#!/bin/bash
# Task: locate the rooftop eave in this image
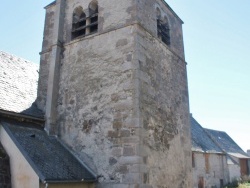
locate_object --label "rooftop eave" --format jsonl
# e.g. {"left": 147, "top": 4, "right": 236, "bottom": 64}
{"left": 42, "top": 178, "right": 97, "bottom": 184}
{"left": 192, "top": 148, "right": 224, "bottom": 154}
{"left": 0, "top": 109, "right": 44, "bottom": 127}
{"left": 228, "top": 152, "right": 250, "bottom": 159}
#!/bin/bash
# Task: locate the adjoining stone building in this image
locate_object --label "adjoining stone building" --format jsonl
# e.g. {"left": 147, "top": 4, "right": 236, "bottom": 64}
{"left": 191, "top": 116, "right": 229, "bottom": 188}
{"left": 205, "top": 128, "right": 250, "bottom": 182}
{"left": 0, "top": 0, "right": 192, "bottom": 187}
{"left": 191, "top": 115, "right": 250, "bottom": 187}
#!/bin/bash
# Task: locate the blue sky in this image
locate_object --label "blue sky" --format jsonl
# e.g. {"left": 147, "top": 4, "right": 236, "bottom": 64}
{"left": 167, "top": 0, "right": 250, "bottom": 152}
{"left": 0, "top": 1, "right": 249, "bottom": 151}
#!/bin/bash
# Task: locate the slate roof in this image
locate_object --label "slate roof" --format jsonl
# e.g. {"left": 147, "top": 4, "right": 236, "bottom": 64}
{"left": 205, "top": 128, "right": 249, "bottom": 159}
{"left": 2, "top": 121, "right": 97, "bottom": 183}
{"left": 191, "top": 116, "right": 223, "bottom": 153}
{"left": 0, "top": 51, "right": 43, "bottom": 118}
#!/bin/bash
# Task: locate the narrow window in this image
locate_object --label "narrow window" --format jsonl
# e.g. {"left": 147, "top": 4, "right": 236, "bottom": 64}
{"left": 205, "top": 153, "right": 210, "bottom": 173}
{"left": 72, "top": 7, "right": 86, "bottom": 39}
{"left": 192, "top": 152, "right": 195, "bottom": 168}
{"left": 157, "top": 19, "right": 163, "bottom": 39}
{"left": 161, "top": 16, "right": 170, "bottom": 45}
{"left": 88, "top": 1, "right": 98, "bottom": 34}
{"left": 156, "top": 8, "right": 162, "bottom": 40}
{"left": 156, "top": 8, "right": 171, "bottom": 46}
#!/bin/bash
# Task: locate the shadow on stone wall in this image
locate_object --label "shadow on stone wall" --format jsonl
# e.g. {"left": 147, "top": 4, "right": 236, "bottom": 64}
{"left": 0, "top": 143, "right": 11, "bottom": 188}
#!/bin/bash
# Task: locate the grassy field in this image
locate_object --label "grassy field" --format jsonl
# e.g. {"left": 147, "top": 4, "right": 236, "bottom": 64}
{"left": 224, "top": 182, "right": 250, "bottom": 188}
{"left": 238, "top": 183, "right": 250, "bottom": 188}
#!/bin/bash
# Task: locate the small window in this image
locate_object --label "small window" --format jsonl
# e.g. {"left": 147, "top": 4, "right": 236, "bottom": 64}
{"left": 156, "top": 8, "right": 170, "bottom": 46}
{"left": 88, "top": 1, "right": 98, "bottom": 34}
{"left": 192, "top": 152, "right": 195, "bottom": 168}
{"left": 71, "top": 1, "right": 98, "bottom": 40}
{"left": 72, "top": 7, "right": 86, "bottom": 39}
{"left": 157, "top": 17, "right": 170, "bottom": 46}
{"left": 205, "top": 153, "right": 210, "bottom": 173}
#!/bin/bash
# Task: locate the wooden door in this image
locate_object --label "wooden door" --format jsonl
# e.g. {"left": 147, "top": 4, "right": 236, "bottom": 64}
{"left": 198, "top": 177, "right": 204, "bottom": 188}
{"left": 240, "top": 159, "right": 248, "bottom": 175}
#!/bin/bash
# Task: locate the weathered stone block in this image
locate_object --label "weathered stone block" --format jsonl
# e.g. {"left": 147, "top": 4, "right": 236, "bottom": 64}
{"left": 122, "top": 137, "right": 140, "bottom": 144}
{"left": 112, "top": 184, "right": 130, "bottom": 188}
{"left": 138, "top": 185, "right": 153, "bottom": 188}
{"left": 129, "top": 164, "right": 148, "bottom": 173}
{"left": 109, "top": 157, "right": 118, "bottom": 166}
{"left": 122, "top": 173, "right": 142, "bottom": 184}
{"left": 108, "top": 130, "right": 120, "bottom": 138}
{"left": 116, "top": 39, "right": 128, "bottom": 47}
{"left": 112, "top": 147, "right": 122, "bottom": 157}
{"left": 113, "top": 121, "right": 123, "bottom": 130}
{"left": 119, "top": 156, "right": 143, "bottom": 165}
{"left": 115, "top": 165, "right": 128, "bottom": 174}
{"left": 123, "top": 146, "right": 135, "bottom": 156}
{"left": 120, "top": 129, "right": 130, "bottom": 137}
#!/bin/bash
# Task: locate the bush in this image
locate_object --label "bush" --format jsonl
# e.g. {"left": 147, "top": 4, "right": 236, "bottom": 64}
{"left": 241, "top": 175, "right": 250, "bottom": 183}
{"left": 224, "top": 180, "right": 239, "bottom": 188}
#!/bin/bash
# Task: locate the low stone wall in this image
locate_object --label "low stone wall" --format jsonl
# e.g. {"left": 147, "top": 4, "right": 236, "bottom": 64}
{"left": 0, "top": 143, "right": 11, "bottom": 188}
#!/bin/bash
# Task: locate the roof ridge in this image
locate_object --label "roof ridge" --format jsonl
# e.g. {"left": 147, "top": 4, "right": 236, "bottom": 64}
{"left": 191, "top": 116, "right": 223, "bottom": 153}
{"left": 204, "top": 128, "right": 226, "bottom": 133}
{"left": 205, "top": 128, "right": 248, "bottom": 156}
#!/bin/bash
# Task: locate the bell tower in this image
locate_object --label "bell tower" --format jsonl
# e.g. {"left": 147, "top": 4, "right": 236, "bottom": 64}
{"left": 37, "top": 0, "right": 192, "bottom": 187}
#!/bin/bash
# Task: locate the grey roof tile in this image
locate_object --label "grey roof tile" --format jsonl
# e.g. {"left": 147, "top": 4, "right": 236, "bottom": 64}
{"left": 205, "top": 128, "right": 249, "bottom": 158}
{"left": 2, "top": 121, "right": 96, "bottom": 183}
{"left": 190, "top": 116, "right": 222, "bottom": 153}
{"left": 0, "top": 51, "right": 43, "bottom": 118}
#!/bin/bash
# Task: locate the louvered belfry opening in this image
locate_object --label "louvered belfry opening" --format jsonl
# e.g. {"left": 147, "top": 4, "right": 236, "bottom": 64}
{"left": 89, "top": 1, "right": 98, "bottom": 34}
{"left": 72, "top": 7, "right": 86, "bottom": 39}
{"left": 157, "top": 19, "right": 170, "bottom": 45}
{"left": 157, "top": 17, "right": 170, "bottom": 46}
{"left": 156, "top": 7, "right": 170, "bottom": 46}
{"left": 71, "top": 1, "right": 98, "bottom": 40}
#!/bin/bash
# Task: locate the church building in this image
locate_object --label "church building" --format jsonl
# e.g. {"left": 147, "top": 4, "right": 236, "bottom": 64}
{"left": 0, "top": 0, "right": 192, "bottom": 187}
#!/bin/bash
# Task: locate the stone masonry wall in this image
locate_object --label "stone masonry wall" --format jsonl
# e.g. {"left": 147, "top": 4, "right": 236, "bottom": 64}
{"left": 37, "top": 0, "right": 185, "bottom": 112}
{"left": 136, "top": 0, "right": 185, "bottom": 59}
{"left": 0, "top": 143, "right": 11, "bottom": 188}
{"left": 135, "top": 24, "right": 192, "bottom": 187}
{"left": 37, "top": 0, "right": 192, "bottom": 187}
{"left": 58, "top": 26, "right": 139, "bottom": 186}
{"left": 62, "top": 0, "right": 137, "bottom": 43}
{"left": 192, "top": 152, "right": 229, "bottom": 188}
{"left": 37, "top": 5, "right": 55, "bottom": 112}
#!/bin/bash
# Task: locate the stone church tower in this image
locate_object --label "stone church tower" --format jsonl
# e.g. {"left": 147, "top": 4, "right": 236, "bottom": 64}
{"left": 37, "top": 0, "right": 192, "bottom": 187}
